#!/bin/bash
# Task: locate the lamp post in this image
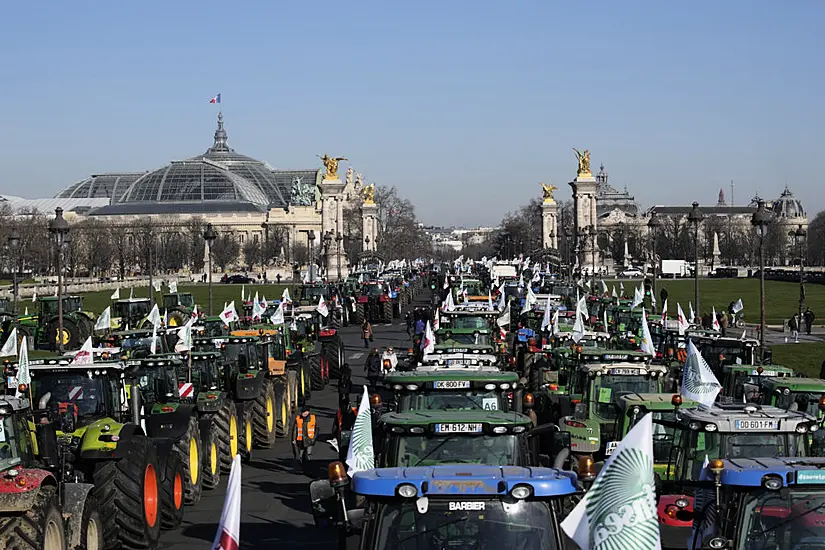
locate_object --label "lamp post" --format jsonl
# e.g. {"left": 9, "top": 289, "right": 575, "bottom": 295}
{"left": 323, "top": 231, "right": 332, "bottom": 281}
{"left": 308, "top": 230, "right": 316, "bottom": 283}
{"left": 48, "top": 208, "right": 70, "bottom": 353}
{"left": 562, "top": 223, "right": 572, "bottom": 283}
{"left": 751, "top": 200, "right": 771, "bottom": 363}
{"left": 587, "top": 225, "right": 596, "bottom": 289}
{"left": 687, "top": 202, "right": 704, "bottom": 322}
{"left": 147, "top": 235, "right": 154, "bottom": 307}
{"left": 364, "top": 236, "right": 370, "bottom": 255}
{"left": 261, "top": 222, "right": 269, "bottom": 272}
{"left": 789, "top": 224, "right": 807, "bottom": 330}
{"left": 336, "top": 233, "right": 343, "bottom": 281}
{"left": 647, "top": 213, "right": 661, "bottom": 313}
{"left": 7, "top": 228, "right": 20, "bottom": 316}
{"left": 203, "top": 223, "right": 218, "bottom": 315}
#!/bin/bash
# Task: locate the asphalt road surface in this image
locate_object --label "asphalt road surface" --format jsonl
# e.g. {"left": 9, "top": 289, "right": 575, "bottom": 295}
{"left": 159, "top": 294, "right": 424, "bottom": 549}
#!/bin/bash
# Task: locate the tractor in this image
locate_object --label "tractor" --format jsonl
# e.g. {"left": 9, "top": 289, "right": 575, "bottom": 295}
{"left": 111, "top": 298, "right": 152, "bottom": 331}
{"left": 18, "top": 296, "right": 96, "bottom": 351}
{"left": 353, "top": 282, "right": 392, "bottom": 324}
{"left": 162, "top": 292, "right": 197, "bottom": 327}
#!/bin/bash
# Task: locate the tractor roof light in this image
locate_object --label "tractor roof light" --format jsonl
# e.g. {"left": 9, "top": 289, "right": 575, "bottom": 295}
{"left": 328, "top": 461, "right": 349, "bottom": 488}
{"left": 704, "top": 423, "right": 718, "bottom": 432}
{"left": 762, "top": 476, "right": 783, "bottom": 491}
{"left": 370, "top": 394, "right": 382, "bottom": 407}
{"left": 523, "top": 393, "right": 535, "bottom": 409}
{"left": 671, "top": 395, "right": 683, "bottom": 408}
{"left": 577, "top": 455, "right": 596, "bottom": 482}
{"left": 815, "top": 395, "right": 824, "bottom": 411}
{"left": 709, "top": 459, "right": 724, "bottom": 476}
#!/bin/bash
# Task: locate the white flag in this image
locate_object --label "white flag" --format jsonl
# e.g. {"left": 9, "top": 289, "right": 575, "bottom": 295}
{"left": 496, "top": 308, "right": 510, "bottom": 330}
{"left": 600, "top": 279, "right": 608, "bottom": 294}
{"left": 689, "top": 301, "right": 695, "bottom": 324}
{"left": 711, "top": 306, "right": 720, "bottom": 331}
{"left": 270, "top": 302, "right": 285, "bottom": 325}
{"left": 31, "top": 288, "right": 37, "bottom": 303}
{"left": 211, "top": 454, "right": 242, "bottom": 550}
{"left": 252, "top": 297, "right": 265, "bottom": 320}
{"left": 487, "top": 292, "right": 493, "bottom": 311}
{"left": 282, "top": 288, "right": 292, "bottom": 303}
{"left": 240, "top": 285, "right": 245, "bottom": 302}
{"left": 442, "top": 291, "right": 455, "bottom": 312}
{"left": 681, "top": 340, "right": 722, "bottom": 409}
{"left": 0, "top": 328, "right": 17, "bottom": 357}
{"left": 346, "top": 386, "right": 376, "bottom": 476}
{"left": 163, "top": 308, "right": 169, "bottom": 327}
{"left": 150, "top": 324, "right": 158, "bottom": 355}
{"left": 316, "top": 296, "right": 329, "bottom": 318}
{"left": 169, "top": 280, "right": 178, "bottom": 294}
{"left": 110, "top": 288, "right": 120, "bottom": 300}
{"left": 552, "top": 309, "right": 560, "bottom": 336}
{"left": 661, "top": 299, "right": 668, "bottom": 323}
{"left": 152, "top": 280, "right": 162, "bottom": 293}
{"left": 611, "top": 285, "right": 618, "bottom": 299}
{"left": 147, "top": 304, "right": 161, "bottom": 328}
{"left": 95, "top": 307, "right": 111, "bottom": 332}
{"left": 619, "top": 281, "right": 625, "bottom": 295}
{"left": 17, "top": 337, "right": 30, "bottom": 386}
{"left": 220, "top": 301, "right": 239, "bottom": 327}
{"left": 676, "top": 303, "right": 689, "bottom": 336}
{"left": 572, "top": 293, "right": 587, "bottom": 344}
{"left": 540, "top": 295, "right": 553, "bottom": 332}
{"left": 497, "top": 289, "right": 506, "bottom": 312}
{"left": 72, "top": 337, "right": 94, "bottom": 365}
{"left": 561, "top": 413, "right": 660, "bottom": 550}
{"left": 732, "top": 298, "right": 743, "bottom": 313}
{"left": 175, "top": 318, "right": 195, "bottom": 353}
{"left": 640, "top": 308, "right": 655, "bottom": 355}
{"left": 421, "top": 321, "right": 435, "bottom": 354}
{"left": 632, "top": 285, "right": 644, "bottom": 309}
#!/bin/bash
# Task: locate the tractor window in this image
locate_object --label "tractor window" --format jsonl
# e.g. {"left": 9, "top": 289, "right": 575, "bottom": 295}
{"left": 589, "top": 375, "right": 658, "bottom": 421}
{"left": 162, "top": 295, "right": 178, "bottom": 309}
{"left": 774, "top": 392, "right": 823, "bottom": 417}
{"left": 0, "top": 415, "right": 23, "bottom": 470}
{"left": 408, "top": 390, "right": 504, "bottom": 412}
{"left": 178, "top": 294, "right": 194, "bottom": 308}
{"left": 40, "top": 300, "right": 58, "bottom": 317}
{"left": 451, "top": 317, "right": 489, "bottom": 330}
{"left": 32, "top": 374, "right": 108, "bottom": 424}
{"left": 738, "top": 490, "right": 825, "bottom": 550}
{"left": 364, "top": 285, "right": 384, "bottom": 297}
{"left": 64, "top": 297, "right": 82, "bottom": 312}
{"left": 394, "top": 434, "right": 519, "bottom": 467}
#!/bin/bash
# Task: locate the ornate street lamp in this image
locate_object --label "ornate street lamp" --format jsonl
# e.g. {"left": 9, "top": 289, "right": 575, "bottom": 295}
{"left": 687, "top": 202, "right": 704, "bottom": 322}
{"left": 48, "top": 208, "right": 70, "bottom": 353}
{"left": 7, "top": 228, "right": 20, "bottom": 316}
{"left": 203, "top": 223, "right": 218, "bottom": 315}
{"left": 308, "top": 230, "right": 317, "bottom": 283}
{"left": 647, "top": 213, "right": 661, "bottom": 313}
{"left": 789, "top": 224, "right": 807, "bottom": 334}
{"left": 323, "top": 231, "right": 333, "bottom": 280}
{"left": 751, "top": 200, "right": 772, "bottom": 362}
{"left": 336, "top": 233, "right": 344, "bottom": 281}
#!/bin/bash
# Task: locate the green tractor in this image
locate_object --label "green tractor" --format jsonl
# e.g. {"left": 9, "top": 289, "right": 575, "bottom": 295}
{"left": 27, "top": 358, "right": 168, "bottom": 547}
{"left": 128, "top": 355, "right": 204, "bottom": 509}
{"left": 162, "top": 293, "right": 197, "bottom": 327}
{"left": 286, "top": 306, "right": 337, "bottom": 391}
{"left": 19, "top": 296, "right": 96, "bottom": 351}
{"left": 111, "top": 298, "right": 152, "bottom": 331}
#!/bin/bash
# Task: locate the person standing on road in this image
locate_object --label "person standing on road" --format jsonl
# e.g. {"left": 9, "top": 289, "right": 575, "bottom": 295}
{"left": 291, "top": 405, "right": 317, "bottom": 474}
{"left": 790, "top": 314, "right": 800, "bottom": 343}
{"left": 382, "top": 346, "right": 398, "bottom": 373}
{"left": 804, "top": 308, "right": 815, "bottom": 335}
{"left": 361, "top": 320, "right": 373, "bottom": 349}
{"left": 338, "top": 362, "right": 352, "bottom": 399}
{"left": 405, "top": 311, "right": 413, "bottom": 338}
{"left": 365, "top": 349, "right": 382, "bottom": 392}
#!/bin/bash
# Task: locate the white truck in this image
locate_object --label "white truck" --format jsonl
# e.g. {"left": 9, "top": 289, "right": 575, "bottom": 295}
{"left": 660, "top": 259, "right": 692, "bottom": 278}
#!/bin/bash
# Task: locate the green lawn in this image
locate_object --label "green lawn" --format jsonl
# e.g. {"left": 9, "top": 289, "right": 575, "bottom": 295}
{"left": 64, "top": 284, "right": 294, "bottom": 316}
{"left": 770, "top": 342, "right": 825, "bottom": 378}
{"left": 605, "top": 278, "right": 821, "bottom": 325}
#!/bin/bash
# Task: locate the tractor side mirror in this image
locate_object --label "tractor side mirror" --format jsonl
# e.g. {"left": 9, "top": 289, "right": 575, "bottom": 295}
{"left": 309, "top": 479, "right": 338, "bottom": 528}
{"left": 35, "top": 423, "right": 60, "bottom": 469}
{"left": 551, "top": 430, "right": 571, "bottom": 455}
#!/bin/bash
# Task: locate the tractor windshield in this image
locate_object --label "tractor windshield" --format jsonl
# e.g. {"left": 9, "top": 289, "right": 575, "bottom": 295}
{"left": 438, "top": 333, "right": 491, "bottom": 346}
{"left": 120, "top": 336, "right": 157, "bottom": 358}
{"left": 404, "top": 390, "right": 504, "bottom": 412}
{"left": 171, "top": 294, "right": 195, "bottom": 308}
{"left": 450, "top": 317, "right": 489, "bottom": 330}
{"left": 299, "top": 287, "right": 326, "bottom": 302}
{"left": 393, "top": 435, "right": 520, "bottom": 467}
{"left": 137, "top": 367, "right": 179, "bottom": 403}
{"left": 590, "top": 375, "right": 659, "bottom": 421}
{"left": 738, "top": 489, "right": 825, "bottom": 550}
{"left": 774, "top": 392, "right": 825, "bottom": 418}
{"left": 190, "top": 357, "right": 220, "bottom": 390}
{"left": 32, "top": 373, "right": 110, "bottom": 423}
{"left": 0, "top": 414, "right": 25, "bottom": 471}
{"left": 364, "top": 284, "right": 384, "bottom": 297}
{"left": 375, "top": 499, "right": 558, "bottom": 550}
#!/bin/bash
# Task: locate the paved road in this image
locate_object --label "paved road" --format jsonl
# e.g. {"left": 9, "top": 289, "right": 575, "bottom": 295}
{"left": 159, "top": 297, "right": 423, "bottom": 549}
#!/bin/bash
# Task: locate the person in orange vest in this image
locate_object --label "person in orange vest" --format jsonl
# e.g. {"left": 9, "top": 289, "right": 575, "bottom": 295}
{"left": 291, "top": 404, "right": 317, "bottom": 473}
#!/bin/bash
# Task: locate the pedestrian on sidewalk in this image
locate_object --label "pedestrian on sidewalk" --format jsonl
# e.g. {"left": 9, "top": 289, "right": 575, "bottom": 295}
{"left": 338, "top": 362, "right": 352, "bottom": 399}
{"left": 789, "top": 314, "right": 800, "bottom": 343}
{"left": 365, "top": 349, "right": 382, "bottom": 392}
{"left": 291, "top": 405, "right": 317, "bottom": 474}
{"left": 804, "top": 308, "right": 815, "bottom": 335}
{"left": 361, "top": 319, "right": 373, "bottom": 349}
{"left": 720, "top": 311, "right": 729, "bottom": 337}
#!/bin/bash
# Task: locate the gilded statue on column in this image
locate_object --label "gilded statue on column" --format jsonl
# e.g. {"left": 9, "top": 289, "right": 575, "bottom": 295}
{"left": 318, "top": 154, "right": 348, "bottom": 181}
{"left": 362, "top": 184, "right": 375, "bottom": 205}
{"left": 541, "top": 182, "right": 558, "bottom": 204}
{"left": 573, "top": 148, "right": 592, "bottom": 177}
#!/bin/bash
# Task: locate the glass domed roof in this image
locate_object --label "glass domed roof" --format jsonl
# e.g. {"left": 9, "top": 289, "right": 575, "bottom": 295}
{"left": 117, "top": 112, "right": 287, "bottom": 207}
{"left": 771, "top": 186, "right": 805, "bottom": 219}
{"left": 56, "top": 173, "right": 145, "bottom": 202}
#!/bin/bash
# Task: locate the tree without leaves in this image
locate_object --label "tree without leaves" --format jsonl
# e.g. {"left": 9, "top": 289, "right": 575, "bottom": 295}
{"left": 210, "top": 233, "right": 240, "bottom": 272}
{"left": 807, "top": 210, "right": 825, "bottom": 266}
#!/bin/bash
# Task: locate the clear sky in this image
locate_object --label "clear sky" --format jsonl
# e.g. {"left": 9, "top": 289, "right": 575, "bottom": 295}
{"left": 1, "top": 0, "right": 822, "bottom": 226}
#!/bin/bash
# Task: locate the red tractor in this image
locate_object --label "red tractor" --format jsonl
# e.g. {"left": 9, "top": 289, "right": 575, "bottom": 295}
{"left": 0, "top": 395, "right": 103, "bottom": 550}
{"left": 353, "top": 282, "right": 393, "bottom": 324}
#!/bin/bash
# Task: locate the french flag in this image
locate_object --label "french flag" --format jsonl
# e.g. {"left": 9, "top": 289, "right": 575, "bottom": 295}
{"left": 209, "top": 93, "right": 221, "bottom": 104}
{"left": 211, "top": 454, "right": 241, "bottom": 550}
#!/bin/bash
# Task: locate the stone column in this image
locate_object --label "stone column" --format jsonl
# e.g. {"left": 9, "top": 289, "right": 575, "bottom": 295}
{"left": 362, "top": 201, "right": 378, "bottom": 252}
{"left": 318, "top": 178, "right": 346, "bottom": 275}
{"left": 569, "top": 174, "right": 599, "bottom": 267}
{"left": 541, "top": 201, "right": 558, "bottom": 249}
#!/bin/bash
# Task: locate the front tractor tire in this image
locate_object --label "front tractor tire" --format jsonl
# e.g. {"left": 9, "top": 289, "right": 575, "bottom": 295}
{"left": 0, "top": 484, "right": 66, "bottom": 550}
{"left": 253, "top": 380, "right": 277, "bottom": 448}
{"left": 44, "top": 316, "right": 82, "bottom": 350}
{"left": 381, "top": 301, "right": 392, "bottom": 323}
{"left": 354, "top": 303, "right": 365, "bottom": 325}
{"left": 310, "top": 353, "right": 324, "bottom": 391}
{"left": 159, "top": 451, "right": 185, "bottom": 530}
{"left": 173, "top": 415, "right": 203, "bottom": 506}
{"left": 214, "top": 400, "right": 239, "bottom": 474}
{"left": 240, "top": 407, "right": 254, "bottom": 464}
{"left": 202, "top": 418, "right": 223, "bottom": 490}
{"left": 93, "top": 435, "right": 162, "bottom": 549}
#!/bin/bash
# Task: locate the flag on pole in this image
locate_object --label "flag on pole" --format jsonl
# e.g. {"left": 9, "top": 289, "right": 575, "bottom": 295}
{"left": 220, "top": 301, "right": 239, "bottom": 327}
{"left": 150, "top": 324, "right": 158, "bottom": 355}
{"left": 17, "top": 337, "right": 30, "bottom": 386}
{"left": 711, "top": 306, "right": 720, "bottom": 331}
{"left": 689, "top": 301, "right": 695, "bottom": 324}
{"left": 175, "top": 318, "right": 195, "bottom": 353}
{"left": 211, "top": 454, "right": 241, "bottom": 550}
{"left": 552, "top": 309, "right": 560, "bottom": 336}
{"left": 619, "top": 281, "right": 625, "bottom": 296}
{"left": 31, "top": 288, "right": 37, "bottom": 303}
{"left": 72, "top": 337, "right": 94, "bottom": 365}
{"left": 561, "top": 413, "right": 660, "bottom": 550}
{"left": 0, "top": 328, "right": 17, "bottom": 357}
{"left": 632, "top": 286, "right": 644, "bottom": 309}
{"left": 240, "top": 285, "right": 245, "bottom": 302}
{"left": 282, "top": 288, "right": 291, "bottom": 303}
{"left": 572, "top": 293, "right": 586, "bottom": 344}
{"left": 252, "top": 298, "right": 265, "bottom": 320}
{"left": 540, "top": 295, "right": 553, "bottom": 332}
{"left": 209, "top": 93, "right": 222, "bottom": 104}
{"left": 661, "top": 299, "right": 668, "bottom": 323}
{"left": 732, "top": 298, "right": 744, "bottom": 313}
{"left": 681, "top": 340, "right": 722, "bottom": 409}
{"left": 421, "top": 321, "right": 435, "bottom": 354}
{"left": 640, "top": 308, "right": 655, "bottom": 355}
{"left": 600, "top": 279, "right": 609, "bottom": 294}
{"left": 270, "top": 302, "right": 285, "bottom": 325}
{"left": 346, "top": 386, "right": 375, "bottom": 475}
{"left": 316, "top": 296, "right": 329, "bottom": 318}
{"left": 95, "top": 307, "right": 111, "bottom": 332}
{"left": 169, "top": 280, "right": 178, "bottom": 294}
{"left": 611, "top": 285, "right": 618, "bottom": 299}
{"left": 152, "top": 280, "right": 162, "bottom": 293}
{"left": 676, "top": 303, "right": 689, "bottom": 336}
{"left": 148, "top": 304, "right": 161, "bottom": 328}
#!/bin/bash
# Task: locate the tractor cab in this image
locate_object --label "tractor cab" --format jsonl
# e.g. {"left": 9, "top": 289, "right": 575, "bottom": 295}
{"left": 180, "top": 351, "right": 224, "bottom": 398}
{"left": 439, "top": 309, "right": 498, "bottom": 331}
{"left": 39, "top": 295, "right": 84, "bottom": 318}
{"left": 111, "top": 328, "right": 169, "bottom": 359}
{"left": 129, "top": 356, "right": 185, "bottom": 413}
{"left": 111, "top": 298, "right": 152, "bottom": 329}
{"left": 693, "top": 335, "right": 766, "bottom": 376}
{"left": 295, "top": 284, "right": 328, "bottom": 306}
{"left": 425, "top": 329, "right": 497, "bottom": 368}
{"left": 760, "top": 376, "right": 825, "bottom": 420}
{"left": 200, "top": 316, "right": 232, "bottom": 337}
{"left": 434, "top": 328, "right": 493, "bottom": 349}
{"left": 162, "top": 292, "right": 195, "bottom": 310}
{"left": 720, "top": 364, "right": 796, "bottom": 402}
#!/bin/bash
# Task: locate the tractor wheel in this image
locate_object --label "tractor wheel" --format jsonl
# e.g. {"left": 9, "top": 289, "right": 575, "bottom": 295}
{"left": 168, "top": 308, "right": 190, "bottom": 328}
{"left": 274, "top": 382, "right": 288, "bottom": 438}
{"left": 240, "top": 407, "right": 254, "bottom": 464}
{"left": 173, "top": 415, "right": 203, "bottom": 506}
{"left": 382, "top": 301, "right": 392, "bottom": 323}
{"left": 93, "top": 435, "right": 161, "bottom": 549}
{"left": 79, "top": 494, "right": 105, "bottom": 550}
{"left": 44, "top": 316, "right": 82, "bottom": 350}
{"left": 0, "top": 484, "right": 65, "bottom": 550}
{"left": 299, "top": 359, "right": 312, "bottom": 404}
{"left": 326, "top": 337, "right": 344, "bottom": 380}
{"left": 17, "top": 325, "right": 34, "bottom": 350}
{"left": 201, "top": 419, "right": 222, "bottom": 490}
{"left": 253, "top": 380, "right": 277, "bottom": 448}
{"left": 159, "top": 451, "right": 185, "bottom": 530}
{"left": 215, "top": 400, "right": 239, "bottom": 474}
{"left": 354, "top": 304, "right": 365, "bottom": 325}
{"left": 75, "top": 314, "right": 95, "bottom": 342}
{"left": 287, "top": 369, "right": 299, "bottom": 412}
{"left": 310, "top": 354, "right": 324, "bottom": 391}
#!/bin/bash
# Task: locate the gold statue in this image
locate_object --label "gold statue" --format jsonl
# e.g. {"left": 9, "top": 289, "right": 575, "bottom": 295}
{"left": 541, "top": 182, "right": 558, "bottom": 204}
{"left": 573, "top": 148, "right": 592, "bottom": 177}
{"left": 362, "top": 183, "right": 375, "bottom": 204}
{"left": 318, "top": 154, "right": 348, "bottom": 181}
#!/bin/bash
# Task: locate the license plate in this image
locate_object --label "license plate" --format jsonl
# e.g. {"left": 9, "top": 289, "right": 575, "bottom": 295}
{"left": 610, "top": 368, "right": 639, "bottom": 375}
{"left": 750, "top": 369, "right": 777, "bottom": 377}
{"left": 605, "top": 441, "right": 619, "bottom": 456}
{"left": 735, "top": 419, "right": 778, "bottom": 431}
{"left": 435, "top": 423, "right": 482, "bottom": 434}
{"left": 604, "top": 354, "right": 628, "bottom": 361}
{"left": 434, "top": 380, "right": 470, "bottom": 389}
{"left": 446, "top": 359, "right": 472, "bottom": 366}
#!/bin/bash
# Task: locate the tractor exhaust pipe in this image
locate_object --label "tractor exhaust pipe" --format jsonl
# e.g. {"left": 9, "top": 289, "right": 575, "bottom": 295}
{"left": 130, "top": 384, "right": 141, "bottom": 427}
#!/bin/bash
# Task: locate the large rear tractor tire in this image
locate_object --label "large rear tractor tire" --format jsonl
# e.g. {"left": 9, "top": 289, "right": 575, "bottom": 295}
{"left": 274, "top": 383, "right": 288, "bottom": 438}
{"left": 167, "top": 308, "right": 191, "bottom": 328}
{"left": 44, "top": 316, "right": 82, "bottom": 351}
{"left": 354, "top": 304, "right": 365, "bottom": 326}
{"left": 215, "top": 400, "right": 239, "bottom": 474}
{"left": 299, "top": 360, "right": 312, "bottom": 404}
{"left": 287, "top": 369, "right": 299, "bottom": 413}
{"left": 0, "top": 485, "right": 66, "bottom": 550}
{"left": 201, "top": 419, "right": 222, "bottom": 490}
{"left": 325, "top": 338, "right": 344, "bottom": 380}
{"left": 240, "top": 407, "right": 254, "bottom": 464}
{"left": 382, "top": 301, "right": 392, "bottom": 323}
{"left": 93, "top": 435, "right": 161, "bottom": 549}
{"left": 310, "top": 353, "right": 324, "bottom": 391}
{"left": 173, "top": 415, "right": 203, "bottom": 506}
{"left": 253, "top": 380, "right": 277, "bottom": 448}
{"left": 159, "top": 451, "right": 185, "bottom": 530}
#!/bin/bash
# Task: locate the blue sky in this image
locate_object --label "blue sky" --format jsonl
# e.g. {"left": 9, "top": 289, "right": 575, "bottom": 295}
{"left": 1, "top": 0, "right": 822, "bottom": 226}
